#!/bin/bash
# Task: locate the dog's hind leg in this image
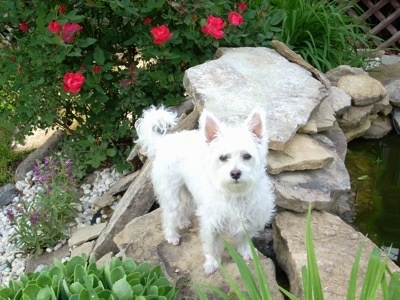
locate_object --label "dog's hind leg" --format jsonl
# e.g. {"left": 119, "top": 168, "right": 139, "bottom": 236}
{"left": 152, "top": 173, "right": 184, "bottom": 245}
{"left": 178, "top": 185, "right": 194, "bottom": 230}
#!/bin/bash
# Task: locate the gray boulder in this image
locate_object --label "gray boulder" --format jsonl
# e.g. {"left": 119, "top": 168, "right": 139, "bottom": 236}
{"left": 273, "top": 210, "right": 400, "bottom": 299}
{"left": 184, "top": 47, "right": 328, "bottom": 151}
{"left": 0, "top": 184, "right": 18, "bottom": 207}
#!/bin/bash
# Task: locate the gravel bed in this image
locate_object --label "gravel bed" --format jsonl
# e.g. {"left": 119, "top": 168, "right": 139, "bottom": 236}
{"left": 0, "top": 166, "right": 122, "bottom": 286}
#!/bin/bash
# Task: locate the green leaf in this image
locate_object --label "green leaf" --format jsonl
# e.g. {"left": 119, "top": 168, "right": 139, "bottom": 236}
{"left": 98, "top": 290, "right": 115, "bottom": 299}
{"left": 112, "top": 278, "right": 133, "bottom": 300}
{"left": 77, "top": 288, "right": 91, "bottom": 300}
{"left": 153, "top": 277, "right": 170, "bottom": 287}
{"left": 66, "top": 48, "right": 82, "bottom": 57}
{"left": 78, "top": 38, "right": 97, "bottom": 48}
{"left": 103, "top": 73, "right": 114, "bottom": 80}
{"left": 110, "top": 267, "right": 126, "bottom": 285}
{"left": 23, "top": 284, "right": 41, "bottom": 299}
{"left": 94, "top": 85, "right": 105, "bottom": 94}
{"left": 36, "top": 286, "right": 52, "bottom": 300}
{"left": 70, "top": 282, "right": 84, "bottom": 294}
{"left": 74, "top": 265, "right": 87, "bottom": 284}
{"left": 269, "top": 10, "right": 286, "bottom": 26}
{"left": 121, "top": 259, "right": 137, "bottom": 274}
{"left": 36, "top": 273, "right": 52, "bottom": 288}
{"left": 131, "top": 284, "right": 144, "bottom": 296}
{"left": 93, "top": 47, "right": 106, "bottom": 65}
{"left": 66, "top": 255, "right": 87, "bottom": 278}
{"left": 135, "top": 262, "right": 151, "bottom": 276}
{"left": 0, "top": 287, "right": 14, "bottom": 298}
{"left": 126, "top": 273, "right": 141, "bottom": 286}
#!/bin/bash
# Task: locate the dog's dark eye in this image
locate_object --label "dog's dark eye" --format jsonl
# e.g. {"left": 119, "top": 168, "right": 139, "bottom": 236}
{"left": 243, "top": 153, "right": 252, "bottom": 160}
{"left": 219, "top": 155, "right": 228, "bottom": 162}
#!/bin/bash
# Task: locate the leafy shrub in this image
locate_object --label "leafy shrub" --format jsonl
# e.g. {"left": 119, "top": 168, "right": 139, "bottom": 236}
{"left": 0, "top": 0, "right": 285, "bottom": 177}
{"left": 0, "top": 254, "right": 178, "bottom": 299}
{"left": 6, "top": 156, "right": 79, "bottom": 256}
{"left": 270, "top": 0, "right": 374, "bottom": 72}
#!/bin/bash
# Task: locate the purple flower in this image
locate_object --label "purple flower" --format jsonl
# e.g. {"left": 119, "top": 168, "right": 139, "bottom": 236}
{"left": 29, "top": 212, "right": 41, "bottom": 227}
{"left": 44, "top": 157, "right": 51, "bottom": 168}
{"left": 6, "top": 209, "right": 14, "bottom": 223}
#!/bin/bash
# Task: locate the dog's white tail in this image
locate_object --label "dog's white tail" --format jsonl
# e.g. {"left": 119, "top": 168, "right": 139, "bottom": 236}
{"left": 135, "top": 106, "right": 178, "bottom": 157}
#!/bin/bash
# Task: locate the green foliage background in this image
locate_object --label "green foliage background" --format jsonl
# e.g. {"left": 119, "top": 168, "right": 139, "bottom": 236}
{"left": 0, "top": 0, "right": 372, "bottom": 177}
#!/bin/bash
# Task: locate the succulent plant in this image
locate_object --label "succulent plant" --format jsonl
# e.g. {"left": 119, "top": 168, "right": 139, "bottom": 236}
{"left": 0, "top": 254, "right": 178, "bottom": 300}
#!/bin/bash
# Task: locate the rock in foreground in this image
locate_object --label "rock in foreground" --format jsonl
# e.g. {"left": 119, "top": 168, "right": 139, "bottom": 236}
{"left": 273, "top": 210, "right": 400, "bottom": 299}
{"left": 114, "top": 209, "right": 283, "bottom": 300}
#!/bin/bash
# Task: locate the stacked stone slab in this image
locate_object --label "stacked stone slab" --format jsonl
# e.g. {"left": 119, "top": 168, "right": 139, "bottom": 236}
{"left": 183, "top": 47, "right": 351, "bottom": 216}
{"left": 325, "top": 66, "right": 393, "bottom": 141}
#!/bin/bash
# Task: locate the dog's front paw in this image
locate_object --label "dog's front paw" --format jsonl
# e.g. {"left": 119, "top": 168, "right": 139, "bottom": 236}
{"left": 237, "top": 245, "right": 252, "bottom": 261}
{"left": 203, "top": 255, "right": 219, "bottom": 275}
{"left": 178, "top": 219, "right": 192, "bottom": 230}
{"left": 165, "top": 234, "right": 181, "bottom": 246}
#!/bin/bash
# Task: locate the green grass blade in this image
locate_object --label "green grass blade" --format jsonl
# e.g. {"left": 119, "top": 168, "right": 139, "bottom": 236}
{"left": 244, "top": 230, "right": 273, "bottom": 299}
{"left": 278, "top": 286, "right": 299, "bottom": 300}
{"left": 219, "top": 265, "right": 247, "bottom": 299}
{"left": 359, "top": 247, "right": 385, "bottom": 299}
{"left": 346, "top": 239, "right": 366, "bottom": 300}
{"left": 223, "top": 240, "right": 261, "bottom": 299}
{"left": 388, "top": 272, "right": 400, "bottom": 299}
{"left": 195, "top": 284, "right": 233, "bottom": 299}
{"left": 301, "top": 266, "right": 310, "bottom": 300}
{"left": 305, "top": 206, "right": 324, "bottom": 300}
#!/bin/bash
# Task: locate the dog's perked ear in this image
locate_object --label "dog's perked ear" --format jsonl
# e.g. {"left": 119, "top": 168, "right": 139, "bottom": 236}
{"left": 200, "top": 110, "right": 222, "bottom": 143}
{"left": 245, "top": 108, "right": 266, "bottom": 142}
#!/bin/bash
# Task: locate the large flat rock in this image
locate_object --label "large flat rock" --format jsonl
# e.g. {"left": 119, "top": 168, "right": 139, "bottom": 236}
{"left": 114, "top": 209, "right": 283, "bottom": 300}
{"left": 183, "top": 47, "right": 328, "bottom": 150}
{"left": 273, "top": 210, "right": 400, "bottom": 299}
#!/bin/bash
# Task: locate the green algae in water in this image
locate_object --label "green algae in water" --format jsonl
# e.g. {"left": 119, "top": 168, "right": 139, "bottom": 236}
{"left": 346, "top": 133, "right": 400, "bottom": 266}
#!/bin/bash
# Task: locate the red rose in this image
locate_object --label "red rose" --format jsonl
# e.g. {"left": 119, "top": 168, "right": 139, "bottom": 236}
{"left": 143, "top": 17, "right": 152, "bottom": 24}
{"left": 48, "top": 21, "right": 62, "bottom": 34}
{"left": 59, "top": 4, "right": 66, "bottom": 14}
{"left": 150, "top": 25, "right": 173, "bottom": 45}
{"left": 201, "top": 15, "right": 225, "bottom": 39}
{"left": 228, "top": 12, "right": 243, "bottom": 26}
{"left": 238, "top": 3, "right": 247, "bottom": 12}
{"left": 63, "top": 72, "right": 85, "bottom": 93}
{"left": 19, "top": 22, "right": 29, "bottom": 32}
{"left": 93, "top": 65, "right": 101, "bottom": 74}
{"left": 61, "top": 23, "right": 83, "bottom": 43}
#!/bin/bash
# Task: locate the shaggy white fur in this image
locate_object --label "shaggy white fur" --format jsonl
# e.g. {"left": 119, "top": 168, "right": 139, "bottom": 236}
{"left": 135, "top": 106, "right": 275, "bottom": 274}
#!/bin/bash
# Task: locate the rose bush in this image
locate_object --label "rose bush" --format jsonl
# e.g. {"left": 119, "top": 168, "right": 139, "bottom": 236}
{"left": 0, "top": 0, "right": 369, "bottom": 177}
{"left": 0, "top": 0, "right": 287, "bottom": 177}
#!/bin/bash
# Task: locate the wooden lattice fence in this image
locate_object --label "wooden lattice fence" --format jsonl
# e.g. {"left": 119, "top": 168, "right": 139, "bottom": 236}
{"left": 347, "top": 0, "right": 400, "bottom": 49}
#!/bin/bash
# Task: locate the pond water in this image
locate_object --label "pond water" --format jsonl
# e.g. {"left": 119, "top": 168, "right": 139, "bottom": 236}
{"left": 346, "top": 132, "right": 400, "bottom": 266}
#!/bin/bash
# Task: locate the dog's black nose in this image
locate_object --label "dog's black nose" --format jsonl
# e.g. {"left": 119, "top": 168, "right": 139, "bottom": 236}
{"left": 230, "top": 170, "right": 241, "bottom": 180}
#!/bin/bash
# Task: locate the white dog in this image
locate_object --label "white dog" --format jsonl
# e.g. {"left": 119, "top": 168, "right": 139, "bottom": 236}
{"left": 135, "top": 106, "right": 275, "bottom": 274}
